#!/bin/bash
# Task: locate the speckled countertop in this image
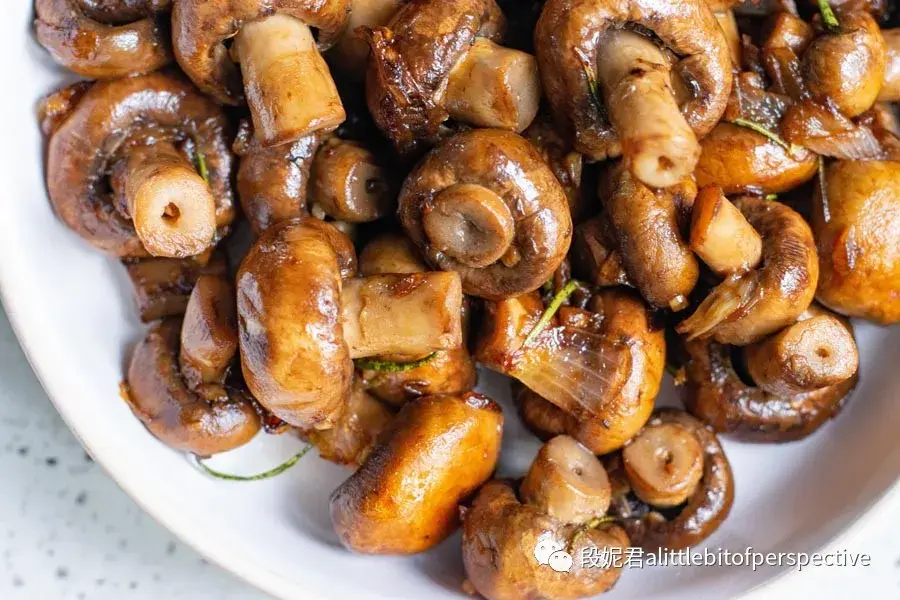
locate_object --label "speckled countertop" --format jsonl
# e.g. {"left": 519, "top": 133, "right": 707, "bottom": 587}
{"left": 0, "top": 301, "right": 897, "bottom": 600}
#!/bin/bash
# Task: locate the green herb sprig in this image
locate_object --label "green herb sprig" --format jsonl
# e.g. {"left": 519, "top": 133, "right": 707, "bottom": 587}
{"left": 191, "top": 444, "right": 312, "bottom": 482}
{"left": 355, "top": 352, "right": 438, "bottom": 373}
{"left": 522, "top": 280, "right": 580, "bottom": 348}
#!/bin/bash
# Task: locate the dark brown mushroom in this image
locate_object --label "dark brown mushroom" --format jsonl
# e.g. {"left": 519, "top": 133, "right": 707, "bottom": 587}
{"left": 172, "top": 0, "right": 349, "bottom": 147}
{"left": 569, "top": 216, "right": 632, "bottom": 289}
{"left": 364, "top": 0, "right": 540, "bottom": 153}
{"left": 123, "top": 251, "right": 227, "bottom": 322}
{"left": 330, "top": 392, "right": 503, "bottom": 554}
{"left": 35, "top": 0, "right": 173, "bottom": 78}
{"left": 535, "top": 0, "right": 732, "bottom": 188}
{"left": 523, "top": 115, "right": 586, "bottom": 222}
{"left": 604, "top": 409, "right": 734, "bottom": 550}
{"left": 308, "top": 137, "right": 394, "bottom": 223}
{"left": 329, "top": 0, "right": 405, "bottom": 77}
{"left": 399, "top": 129, "right": 572, "bottom": 300}
{"left": 43, "top": 73, "right": 235, "bottom": 259}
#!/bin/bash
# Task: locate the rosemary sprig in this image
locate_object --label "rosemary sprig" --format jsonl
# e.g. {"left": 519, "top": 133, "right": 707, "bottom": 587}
{"left": 730, "top": 118, "right": 804, "bottom": 157}
{"left": 522, "top": 280, "right": 580, "bottom": 348}
{"left": 355, "top": 352, "right": 438, "bottom": 373}
{"left": 817, "top": 0, "right": 841, "bottom": 33}
{"left": 190, "top": 444, "right": 312, "bottom": 481}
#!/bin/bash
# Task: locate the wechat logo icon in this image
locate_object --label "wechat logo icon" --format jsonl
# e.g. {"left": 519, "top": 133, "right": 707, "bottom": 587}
{"left": 533, "top": 532, "right": 574, "bottom": 573}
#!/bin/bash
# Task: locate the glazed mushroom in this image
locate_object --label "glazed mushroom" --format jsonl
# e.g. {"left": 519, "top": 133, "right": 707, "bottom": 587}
{"left": 599, "top": 161, "right": 698, "bottom": 311}
{"left": 535, "top": 0, "right": 732, "bottom": 188}
{"left": 172, "top": 0, "right": 348, "bottom": 147}
{"left": 603, "top": 409, "right": 734, "bottom": 550}
{"left": 329, "top": 0, "right": 404, "bottom": 76}
{"left": 125, "top": 279, "right": 261, "bottom": 456}
{"left": 123, "top": 251, "right": 227, "bottom": 322}
{"left": 42, "top": 73, "right": 235, "bottom": 259}
{"left": 330, "top": 392, "right": 503, "bottom": 554}
{"left": 308, "top": 137, "right": 394, "bottom": 223}
{"left": 812, "top": 160, "right": 900, "bottom": 324}
{"left": 477, "top": 287, "right": 665, "bottom": 455}
{"left": 399, "top": 129, "right": 572, "bottom": 300}
{"left": 570, "top": 216, "right": 632, "bottom": 288}
{"left": 689, "top": 186, "right": 763, "bottom": 278}
{"left": 462, "top": 437, "right": 628, "bottom": 600}
{"left": 677, "top": 196, "right": 819, "bottom": 346}
{"left": 35, "top": 0, "right": 173, "bottom": 78}
{"left": 523, "top": 115, "right": 586, "bottom": 222}
{"left": 364, "top": 0, "right": 540, "bottom": 153}
{"left": 237, "top": 218, "right": 464, "bottom": 429}
{"left": 681, "top": 306, "right": 859, "bottom": 440}
{"left": 878, "top": 28, "right": 900, "bottom": 103}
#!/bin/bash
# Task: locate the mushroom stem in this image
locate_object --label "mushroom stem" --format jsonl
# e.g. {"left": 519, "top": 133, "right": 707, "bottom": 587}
{"left": 622, "top": 421, "right": 704, "bottom": 508}
{"left": 341, "top": 272, "right": 464, "bottom": 359}
{"left": 113, "top": 141, "right": 216, "bottom": 258}
{"left": 445, "top": 38, "right": 540, "bottom": 133}
{"left": 180, "top": 274, "right": 238, "bottom": 391}
{"left": 690, "top": 186, "right": 763, "bottom": 277}
{"left": 309, "top": 138, "right": 392, "bottom": 223}
{"left": 332, "top": 0, "right": 403, "bottom": 73}
{"left": 422, "top": 183, "right": 516, "bottom": 269}
{"left": 595, "top": 29, "right": 700, "bottom": 188}
{"left": 879, "top": 29, "right": 900, "bottom": 103}
{"left": 743, "top": 311, "right": 859, "bottom": 396}
{"left": 234, "top": 14, "right": 345, "bottom": 147}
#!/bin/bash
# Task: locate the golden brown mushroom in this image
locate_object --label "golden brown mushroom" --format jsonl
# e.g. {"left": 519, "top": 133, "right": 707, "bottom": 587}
{"left": 399, "top": 129, "right": 572, "bottom": 300}
{"left": 179, "top": 274, "right": 238, "bottom": 392}
{"left": 677, "top": 196, "right": 819, "bottom": 346}
{"left": 523, "top": 114, "right": 586, "bottom": 222}
{"left": 123, "top": 251, "right": 227, "bottom": 322}
{"left": 603, "top": 409, "right": 734, "bottom": 550}
{"left": 308, "top": 137, "right": 394, "bottom": 223}
{"left": 569, "top": 216, "right": 632, "bottom": 289}
{"left": 535, "top": 0, "right": 732, "bottom": 188}
{"left": 462, "top": 439, "right": 628, "bottom": 600}
{"left": 237, "top": 218, "right": 464, "bottom": 429}
{"left": 42, "top": 74, "right": 235, "bottom": 259}
{"left": 172, "top": 0, "right": 348, "bottom": 147}
{"left": 329, "top": 0, "right": 404, "bottom": 77}
{"left": 364, "top": 0, "right": 540, "bottom": 153}
{"left": 878, "top": 29, "right": 900, "bottom": 103}
{"left": 812, "top": 159, "right": 900, "bottom": 324}
{"left": 35, "top": 0, "right": 173, "bottom": 78}
{"left": 330, "top": 392, "right": 503, "bottom": 554}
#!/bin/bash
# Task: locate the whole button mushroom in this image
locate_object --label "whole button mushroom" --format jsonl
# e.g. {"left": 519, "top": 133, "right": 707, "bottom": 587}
{"left": 330, "top": 392, "right": 503, "bottom": 554}
{"left": 462, "top": 436, "right": 628, "bottom": 600}
{"left": 604, "top": 409, "right": 734, "bottom": 550}
{"left": 535, "top": 0, "right": 732, "bottom": 188}
{"left": 399, "top": 129, "right": 572, "bottom": 300}
{"left": 125, "top": 275, "right": 261, "bottom": 456}
{"left": 35, "top": 0, "right": 173, "bottom": 78}
{"left": 363, "top": 0, "right": 541, "bottom": 153}
{"left": 812, "top": 160, "right": 900, "bottom": 324}
{"left": 237, "top": 218, "right": 465, "bottom": 430}
{"left": 173, "top": 0, "right": 349, "bottom": 148}
{"left": 41, "top": 73, "right": 235, "bottom": 259}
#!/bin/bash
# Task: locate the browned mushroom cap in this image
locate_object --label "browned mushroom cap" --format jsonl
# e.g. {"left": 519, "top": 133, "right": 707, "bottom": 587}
{"left": 399, "top": 129, "right": 572, "bottom": 300}
{"left": 462, "top": 479, "right": 628, "bottom": 600}
{"left": 364, "top": 0, "right": 539, "bottom": 153}
{"left": 523, "top": 115, "right": 586, "bottom": 222}
{"left": 812, "top": 160, "right": 900, "bottom": 324}
{"left": 879, "top": 29, "right": 900, "bottom": 103}
{"left": 677, "top": 196, "right": 819, "bottom": 346}
{"left": 44, "top": 73, "right": 235, "bottom": 259}
{"left": 681, "top": 314, "right": 858, "bottom": 441}
{"left": 330, "top": 392, "right": 503, "bottom": 554}
{"left": 172, "top": 0, "right": 348, "bottom": 146}
{"left": 123, "top": 251, "right": 227, "bottom": 322}
{"left": 308, "top": 137, "right": 394, "bottom": 223}
{"left": 477, "top": 287, "right": 665, "bottom": 455}
{"left": 600, "top": 161, "right": 698, "bottom": 311}
{"left": 179, "top": 274, "right": 238, "bottom": 391}
{"left": 35, "top": 0, "right": 173, "bottom": 78}
{"left": 358, "top": 232, "right": 427, "bottom": 275}
{"left": 605, "top": 409, "right": 733, "bottom": 550}
{"left": 233, "top": 120, "right": 322, "bottom": 236}
{"left": 535, "top": 0, "right": 732, "bottom": 186}
{"left": 125, "top": 318, "right": 261, "bottom": 456}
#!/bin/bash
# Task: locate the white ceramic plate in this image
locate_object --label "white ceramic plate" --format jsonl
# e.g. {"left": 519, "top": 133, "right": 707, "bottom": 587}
{"left": 3, "top": 5, "right": 900, "bottom": 599}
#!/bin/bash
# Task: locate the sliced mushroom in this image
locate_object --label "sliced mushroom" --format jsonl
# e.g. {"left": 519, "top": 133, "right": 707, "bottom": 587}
{"left": 35, "top": 0, "right": 173, "bottom": 78}
{"left": 173, "top": 0, "right": 348, "bottom": 147}
{"left": 43, "top": 74, "right": 235, "bottom": 258}
{"left": 399, "top": 129, "right": 572, "bottom": 299}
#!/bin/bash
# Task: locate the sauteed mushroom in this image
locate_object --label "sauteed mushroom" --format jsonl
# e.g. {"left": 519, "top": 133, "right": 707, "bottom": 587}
{"left": 123, "top": 251, "right": 227, "bottom": 322}
{"left": 329, "top": 0, "right": 404, "bottom": 76}
{"left": 330, "top": 392, "right": 503, "bottom": 554}
{"left": 237, "top": 218, "right": 464, "bottom": 429}
{"left": 43, "top": 73, "right": 235, "bottom": 258}
{"left": 172, "top": 0, "right": 348, "bottom": 147}
{"left": 604, "top": 409, "right": 734, "bottom": 550}
{"left": 462, "top": 437, "right": 628, "bottom": 600}
{"left": 399, "top": 129, "right": 572, "bottom": 299}
{"left": 570, "top": 216, "right": 632, "bottom": 288}
{"left": 364, "top": 0, "right": 540, "bottom": 153}
{"left": 812, "top": 159, "right": 900, "bottom": 324}
{"left": 308, "top": 137, "right": 394, "bottom": 223}
{"left": 523, "top": 114, "right": 586, "bottom": 222}
{"left": 878, "top": 28, "right": 900, "bottom": 103}
{"left": 535, "top": 0, "right": 732, "bottom": 187}
{"left": 35, "top": 0, "right": 173, "bottom": 78}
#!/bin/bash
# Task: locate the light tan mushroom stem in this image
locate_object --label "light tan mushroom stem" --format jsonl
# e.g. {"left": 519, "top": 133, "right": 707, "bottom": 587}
{"left": 445, "top": 38, "right": 540, "bottom": 132}
{"left": 116, "top": 141, "right": 216, "bottom": 258}
{"left": 332, "top": 0, "right": 403, "bottom": 72}
{"left": 520, "top": 435, "right": 612, "bottom": 525}
{"left": 690, "top": 186, "right": 763, "bottom": 277}
{"left": 234, "top": 14, "right": 345, "bottom": 147}
{"left": 421, "top": 183, "right": 516, "bottom": 268}
{"left": 622, "top": 422, "right": 704, "bottom": 508}
{"left": 309, "top": 138, "right": 392, "bottom": 222}
{"left": 743, "top": 311, "right": 859, "bottom": 396}
{"left": 596, "top": 29, "right": 700, "bottom": 188}
{"left": 341, "top": 272, "right": 464, "bottom": 358}
{"left": 179, "top": 274, "right": 238, "bottom": 390}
